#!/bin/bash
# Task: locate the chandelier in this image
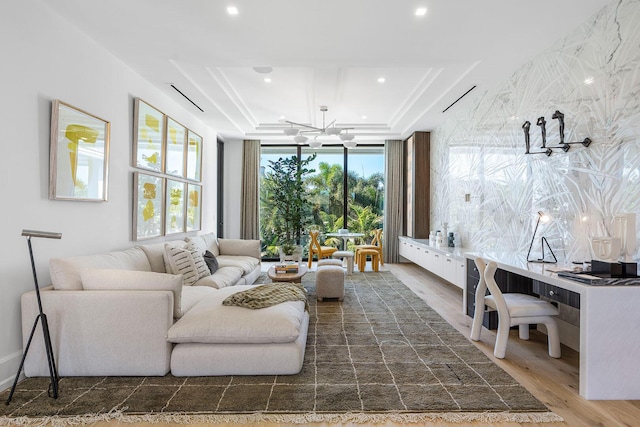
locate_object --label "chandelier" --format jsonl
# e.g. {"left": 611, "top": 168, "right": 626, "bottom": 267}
{"left": 282, "top": 106, "right": 357, "bottom": 148}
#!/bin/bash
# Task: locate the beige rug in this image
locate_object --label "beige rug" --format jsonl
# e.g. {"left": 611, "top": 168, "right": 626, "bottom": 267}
{"left": 0, "top": 271, "right": 562, "bottom": 425}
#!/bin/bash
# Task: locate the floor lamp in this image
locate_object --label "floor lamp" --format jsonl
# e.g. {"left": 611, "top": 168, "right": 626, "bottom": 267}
{"left": 6, "top": 229, "right": 62, "bottom": 405}
{"left": 526, "top": 211, "right": 557, "bottom": 263}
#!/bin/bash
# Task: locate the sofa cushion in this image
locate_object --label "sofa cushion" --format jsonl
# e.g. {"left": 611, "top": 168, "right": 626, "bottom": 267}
{"left": 181, "top": 285, "right": 218, "bottom": 315}
{"left": 185, "top": 240, "right": 211, "bottom": 280}
{"left": 218, "top": 238, "right": 260, "bottom": 258}
{"left": 203, "top": 250, "right": 219, "bottom": 274}
{"left": 164, "top": 245, "right": 199, "bottom": 286}
{"left": 193, "top": 266, "right": 243, "bottom": 289}
{"left": 167, "top": 285, "right": 306, "bottom": 344}
{"left": 80, "top": 268, "right": 183, "bottom": 318}
{"left": 138, "top": 240, "right": 185, "bottom": 273}
{"left": 216, "top": 255, "right": 260, "bottom": 275}
{"left": 184, "top": 235, "right": 206, "bottom": 255}
{"left": 50, "top": 247, "right": 151, "bottom": 290}
{"left": 186, "top": 233, "right": 219, "bottom": 257}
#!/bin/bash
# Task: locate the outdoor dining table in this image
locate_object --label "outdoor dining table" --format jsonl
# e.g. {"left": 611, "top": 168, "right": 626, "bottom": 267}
{"left": 325, "top": 232, "right": 365, "bottom": 251}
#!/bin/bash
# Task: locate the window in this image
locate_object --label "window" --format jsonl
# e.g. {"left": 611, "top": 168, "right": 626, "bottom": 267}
{"left": 260, "top": 145, "right": 384, "bottom": 259}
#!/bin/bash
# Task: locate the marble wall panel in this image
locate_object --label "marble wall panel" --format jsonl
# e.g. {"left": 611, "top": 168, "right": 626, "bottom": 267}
{"left": 432, "top": 0, "right": 640, "bottom": 263}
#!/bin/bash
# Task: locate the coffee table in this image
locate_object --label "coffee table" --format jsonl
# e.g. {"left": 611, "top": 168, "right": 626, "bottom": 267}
{"left": 267, "top": 264, "right": 308, "bottom": 283}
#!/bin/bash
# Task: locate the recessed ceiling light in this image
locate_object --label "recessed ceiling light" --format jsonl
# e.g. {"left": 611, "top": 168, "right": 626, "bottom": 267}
{"left": 264, "top": 77, "right": 271, "bottom": 83}
{"left": 227, "top": 6, "right": 238, "bottom": 15}
{"left": 361, "top": 115, "right": 367, "bottom": 120}
{"left": 415, "top": 7, "right": 427, "bottom": 16}
{"left": 377, "top": 77, "right": 386, "bottom": 83}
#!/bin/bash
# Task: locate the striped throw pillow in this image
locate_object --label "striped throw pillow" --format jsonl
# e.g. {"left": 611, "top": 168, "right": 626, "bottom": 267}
{"left": 185, "top": 240, "right": 211, "bottom": 280}
{"left": 164, "top": 244, "right": 198, "bottom": 286}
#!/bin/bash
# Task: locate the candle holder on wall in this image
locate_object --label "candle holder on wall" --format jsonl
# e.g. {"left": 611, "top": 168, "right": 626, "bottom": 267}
{"left": 523, "top": 110, "right": 591, "bottom": 155}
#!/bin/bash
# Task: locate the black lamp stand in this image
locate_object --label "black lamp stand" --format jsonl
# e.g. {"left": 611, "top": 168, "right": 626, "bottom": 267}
{"left": 526, "top": 213, "right": 557, "bottom": 264}
{"left": 6, "top": 230, "right": 61, "bottom": 405}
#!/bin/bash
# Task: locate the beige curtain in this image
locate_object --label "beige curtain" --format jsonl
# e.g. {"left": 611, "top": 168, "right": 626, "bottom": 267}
{"left": 241, "top": 140, "right": 260, "bottom": 240}
{"left": 383, "top": 140, "right": 404, "bottom": 263}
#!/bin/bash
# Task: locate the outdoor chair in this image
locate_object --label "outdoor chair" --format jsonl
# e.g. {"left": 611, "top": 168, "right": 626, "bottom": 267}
{"left": 307, "top": 230, "right": 338, "bottom": 268}
{"left": 354, "top": 229, "right": 383, "bottom": 265}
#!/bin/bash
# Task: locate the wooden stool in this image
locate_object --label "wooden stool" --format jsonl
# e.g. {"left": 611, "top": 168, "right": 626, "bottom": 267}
{"left": 357, "top": 248, "right": 379, "bottom": 272}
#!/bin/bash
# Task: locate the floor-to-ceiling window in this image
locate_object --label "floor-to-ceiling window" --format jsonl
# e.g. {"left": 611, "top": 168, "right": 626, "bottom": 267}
{"left": 260, "top": 144, "right": 384, "bottom": 260}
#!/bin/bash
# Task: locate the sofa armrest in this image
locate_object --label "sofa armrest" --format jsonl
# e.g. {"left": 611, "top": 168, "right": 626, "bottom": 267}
{"left": 218, "top": 238, "right": 261, "bottom": 260}
{"left": 21, "top": 288, "right": 173, "bottom": 377}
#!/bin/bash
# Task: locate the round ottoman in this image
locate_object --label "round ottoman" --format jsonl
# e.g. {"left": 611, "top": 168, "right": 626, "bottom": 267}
{"left": 317, "top": 258, "right": 343, "bottom": 267}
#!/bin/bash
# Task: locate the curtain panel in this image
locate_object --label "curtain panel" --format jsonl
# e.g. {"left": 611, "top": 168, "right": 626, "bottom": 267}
{"left": 383, "top": 140, "right": 404, "bottom": 263}
{"left": 240, "top": 140, "right": 260, "bottom": 240}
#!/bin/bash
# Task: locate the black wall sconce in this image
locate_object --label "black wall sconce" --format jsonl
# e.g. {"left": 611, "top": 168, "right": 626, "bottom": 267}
{"left": 523, "top": 110, "right": 591, "bottom": 156}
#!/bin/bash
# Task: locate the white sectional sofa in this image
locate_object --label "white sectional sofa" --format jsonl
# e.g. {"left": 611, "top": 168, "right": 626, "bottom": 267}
{"left": 20, "top": 233, "right": 309, "bottom": 378}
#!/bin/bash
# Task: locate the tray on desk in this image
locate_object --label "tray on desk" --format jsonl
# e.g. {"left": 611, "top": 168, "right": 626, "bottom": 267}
{"left": 557, "top": 271, "right": 640, "bottom": 286}
{"left": 557, "top": 271, "right": 603, "bottom": 285}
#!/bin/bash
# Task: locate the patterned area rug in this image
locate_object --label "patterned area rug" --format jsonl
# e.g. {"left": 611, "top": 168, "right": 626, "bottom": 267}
{"left": 0, "top": 271, "right": 561, "bottom": 425}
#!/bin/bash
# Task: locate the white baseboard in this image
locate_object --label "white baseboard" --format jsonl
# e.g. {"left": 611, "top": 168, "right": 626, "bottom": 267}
{"left": 0, "top": 351, "right": 23, "bottom": 392}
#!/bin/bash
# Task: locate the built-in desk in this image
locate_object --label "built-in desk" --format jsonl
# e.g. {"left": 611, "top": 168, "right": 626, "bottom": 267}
{"left": 399, "top": 237, "right": 640, "bottom": 400}
{"left": 464, "top": 251, "right": 640, "bottom": 400}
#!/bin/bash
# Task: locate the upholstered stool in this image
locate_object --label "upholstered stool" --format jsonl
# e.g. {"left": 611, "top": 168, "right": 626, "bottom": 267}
{"left": 357, "top": 248, "right": 379, "bottom": 272}
{"left": 316, "top": 265, "right": 345, "bottom": 301}
{"left": 332, "top": 250, "right": 354, "bottom": 275}
{"left": 317, "top": 258, "right": 343, "bottom": 268}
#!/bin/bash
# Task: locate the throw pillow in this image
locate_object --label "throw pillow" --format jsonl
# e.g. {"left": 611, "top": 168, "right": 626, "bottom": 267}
{"left": 203, "top": 250, "right": 219, "bottom": 274}
{"left": 80, "top": 268, "right": 184, "bottom": 318}
{"left": 164, "top": 244, "right": 199, "bottom": 286}
{"left": 185, "top": 240, "right": 211, "bottom": 280}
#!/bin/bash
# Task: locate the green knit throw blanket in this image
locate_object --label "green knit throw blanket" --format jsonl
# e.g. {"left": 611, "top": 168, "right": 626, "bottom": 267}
{"left": 222, "top": 282, "right": 308, "bottom": 310}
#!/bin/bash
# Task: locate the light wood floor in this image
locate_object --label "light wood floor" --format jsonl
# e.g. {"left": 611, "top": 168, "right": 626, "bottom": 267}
{"left": 92, "top": 262, "right": 640, "bottom": 427}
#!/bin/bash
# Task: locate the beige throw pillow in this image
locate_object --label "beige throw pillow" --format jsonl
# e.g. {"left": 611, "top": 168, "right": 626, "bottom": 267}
{"left": 164, "top": 244, "right": 199, "bottom": 286}
{"left": 185, "top": 240, "right": 211, "bottom": 280}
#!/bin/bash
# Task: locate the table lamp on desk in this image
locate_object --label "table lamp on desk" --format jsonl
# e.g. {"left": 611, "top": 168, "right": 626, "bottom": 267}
{"left": 526, "top": 211, "right": 557, "bottom": 263}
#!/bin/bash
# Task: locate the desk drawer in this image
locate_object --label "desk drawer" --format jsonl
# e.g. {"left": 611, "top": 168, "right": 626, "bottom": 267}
{"left": 533, "top": 280, "right": 580, "bottom": 309}
{"left": 467, "top": 259, "right": 480, "bottom": 279}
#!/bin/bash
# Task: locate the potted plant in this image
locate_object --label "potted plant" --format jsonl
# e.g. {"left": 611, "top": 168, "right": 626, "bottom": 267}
{"left": 279, "top": 242, "right": 303, "bottom": 263}
{"left": 261, "top": 154, "right": 316, "bottom": 261}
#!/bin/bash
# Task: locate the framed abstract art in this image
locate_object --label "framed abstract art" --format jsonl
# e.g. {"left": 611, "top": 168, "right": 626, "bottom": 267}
{"left": 165, "top": 117, "right": 186, "bottom": 177}
{"left": 133, "top": 172, "right": 164, "bottom": 240}
{"left": 49, "top": 100, "right": 110, "bottom": 201}
{"left": 186, "top": 183, "right": 202, "bottom": 232}
{"left": 186, "top": 130, "right": 203, "bottom": 182}
{"left": 165, "top": 179, "right": 186, "bottom": 235}
{"left": 133, "top": 98, "right": 164, "bottom": 173}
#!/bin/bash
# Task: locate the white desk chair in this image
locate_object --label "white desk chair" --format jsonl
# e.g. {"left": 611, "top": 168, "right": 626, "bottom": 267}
{"left": 470, "top": 257, "right": 561, "bottom": 359}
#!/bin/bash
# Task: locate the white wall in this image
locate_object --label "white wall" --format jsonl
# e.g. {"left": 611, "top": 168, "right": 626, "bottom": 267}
{"left": 431, "top": 0, "right": 640, "bottom": 263}
{"left": 0, "top": 1, "right": 217, "bottom": 390}
{"left": 223, "top": 139, "right": 244, "bottom": 239}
